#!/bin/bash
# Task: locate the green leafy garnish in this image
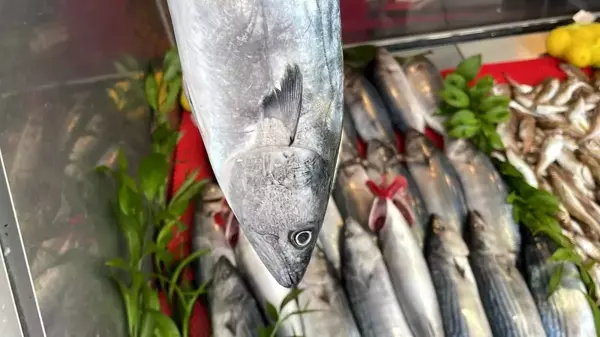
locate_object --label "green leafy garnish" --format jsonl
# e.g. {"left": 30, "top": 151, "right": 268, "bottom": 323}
{"left": 455, "top": 54, "right": 482, "bottom": 81}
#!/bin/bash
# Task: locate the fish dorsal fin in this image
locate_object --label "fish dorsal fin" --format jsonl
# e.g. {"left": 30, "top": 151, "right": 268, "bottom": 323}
{"left": 261, "top": 64, "right": 303, "bottom": 146}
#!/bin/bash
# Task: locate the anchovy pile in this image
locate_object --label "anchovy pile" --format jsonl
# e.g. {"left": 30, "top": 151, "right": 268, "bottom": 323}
{"left": 191, "top": 47, "right": 598, "bottom": 336}
{"left": 500, "top": 66, "right": 600, "bottom": 280}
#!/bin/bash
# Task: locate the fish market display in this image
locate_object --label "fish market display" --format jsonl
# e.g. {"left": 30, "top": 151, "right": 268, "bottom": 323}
{"left": 209, "top": 257, "right": 266, "bottom": 337}
{"left": 371, "top": 197, "right": 444, "bottom": 337}
{"left": 235, "top": 232, "right": 304, "bottom": 337}
{"left": 525, "top": 235, "right": 597, "bottom": 337}
{"left": 341, "top": 217, "right": 414, "bottom": 337}
{"left": 426, "top": 215, "right": 493, "bottom": 337}
{"left": 467, "top": 212, "right": 546, "bottom": 337}
{"left": 372, "top": 48, "right": 435, "bottom": 132}
{"left": 193, "top": 183, "right": 237, "bottom": 285}
{"left": 446, "top": 139, "right": 521, "bottom": 254}
{"left": 405, "top": 130, "right": 468, "bottom": 233}
{"left": 167, "top": 0, "right": 344, "bottom": 286}
{"left": 298, "top": 247, "right": 361, "bottom": 337}
{"left": 318, "top": 198, "right": 345, "bottom": 277}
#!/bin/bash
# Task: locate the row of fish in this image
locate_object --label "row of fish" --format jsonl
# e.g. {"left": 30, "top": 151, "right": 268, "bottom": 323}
{"left": 496, "top": 65, "right": 600, "bottom": 296}
{"left": 333, "top": 47, "right": 597, "bottom": 337}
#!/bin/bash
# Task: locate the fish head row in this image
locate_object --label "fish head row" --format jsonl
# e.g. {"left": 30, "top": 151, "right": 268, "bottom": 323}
{"left": 212, "top": 256, "right": 242, "bottom": 297}
{"left": 404, "top": 129, "right": 435, "bottom": 162}
{"left": 365, "top": 139, "right": 400, "bottom": 170}
{"left": 445, "top": 138, "right": 477, "bottom": 164}
{"left": 426, "top": 215, "right": 469, "bottom": 257}
{"left": 226, "top": 146, "right": 331, "bottom": 288}
{"left": 465, "top": 211, "right": 503, "bottom": 255}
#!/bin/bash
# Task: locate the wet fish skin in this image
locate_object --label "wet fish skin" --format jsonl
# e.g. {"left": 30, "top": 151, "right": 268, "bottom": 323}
{"left": 366, "top": 139, "right": 429, "bottom": 247}
{"left": 341, "top": 217, "right": 414, "bottom": 337}
{"left": 537, "top": 131, "right": 564, "bottom": 177}
{"left": 446, "top": 139, "right": 521, "bottom": 254}
{"left": 344, "top": 68, "right": 396, "bottom": 144}
{"left": 298, "top": 246, "right": 361, "bottom": 337}
{"left": 498, "top": 112, "right": 521, "bottom": 152}
{"left": 467, "top": 212, "right": 547, "bottom": 337}
{"left": 567, "top": 97, "right": 589, "bottom": 133}
{"left": 317, "top": 197, "right": 344, "bottom": 277}
{"left": 332, "top": 154, "right": 374, "bottom": 231}
{"left": 524, "top": 235, "right": 597, "bottom": 337}
{"left": 581, "top": 105, "right": 600, "bottom": 143}
{"left": 560, "top": 62, "right": 590, "bottom": 83}
{"left": 553, "top": 79, "right": 593, "bottom": 106}
{"left": 519, "top": 115, "right": 537, "bottom": 153}
{"left": 506, "top": 149, "right": 538, "bottom": 188}
{"left": 575, "top": 149, "right": 600, "bottom": 184}
{"left": 404, "top": 129, "right": 468, "bottom": 233}
{"left": 372, "top": 198, "right": 444, "bottom": 337}
{"left": 557, "top": 150, "right": 595, "bottom": 190}
{"left": 193, "top": 183, "right": 237, "bottom": 286}
{"left": 426, "top": 216, "right": 493, "bottom": 337}
{"left": 209, "top": 257, "right": 266, "bottom": 337}
{"left": 536, "top": 78, "right": 561, "bottom": 104}
{"left": 372, "top": 48, "right": 427, "bottom": 132}
{"left": 235, "top": 232, "right": 304, "bottom": 337}
{"left": 167, "top": 0, "right": 344, "bottom": 287}
{"left": 504, "top": 72, "right": 533, "bottom": 94}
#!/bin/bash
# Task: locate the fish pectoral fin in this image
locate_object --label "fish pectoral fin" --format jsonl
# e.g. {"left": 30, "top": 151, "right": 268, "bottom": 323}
{"left": 261, "top": 64, "right": 303, "bottom": 146}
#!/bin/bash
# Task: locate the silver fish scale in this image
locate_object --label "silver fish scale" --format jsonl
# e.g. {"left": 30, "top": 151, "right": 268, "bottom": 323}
{"left": 525, "top": 237, "right": 597, "bottom": 337}
{"left": 470, "top": 254, "right": 547, "bottom": 337}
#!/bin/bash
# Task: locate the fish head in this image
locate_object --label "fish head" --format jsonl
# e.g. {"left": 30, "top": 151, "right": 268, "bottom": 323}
{"left": 212, "top": 256, "right": 242, "bottom": 298}
{"left": 365, "top": 139, "right": 397, "bottom": 169}
{"left": 226, "top": 147, "right": 331, "bottom": 287}
{"left": 404, "top": 129, "right": 434, "bottom": 162}
{"left": 445, "top": 138, "right": 475, "bottom": 163}
{"left": 375, "top": 48, "right": 401, "bottom": 72}
{"left": 465, "top": 211, "right": 502, "bottom": 254}
{"left": 426, "top": 215, "right": 469, "bottom": 257}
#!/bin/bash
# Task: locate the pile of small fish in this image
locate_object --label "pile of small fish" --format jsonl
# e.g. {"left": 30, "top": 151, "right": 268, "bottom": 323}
{"left": 498, "top": 65, "right": 600, "bottom": 294}
{"left": 191, "top": 47, "right": 599, "bottom": 337}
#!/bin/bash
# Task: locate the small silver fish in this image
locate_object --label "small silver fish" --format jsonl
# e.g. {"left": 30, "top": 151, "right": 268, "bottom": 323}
{"left": 510, "top": 100, "right": 535, "bottom": 116}
{"left": 341, "top": 217, "right": 414, "bottom": 337}
{"left": 209, "top": 257, "right": 266, "bottom": 337}
{"left": 504, "top": 72, "right": 533, "bottom": 94}
{"left": 168, "top": 0, "right": 344, "bottom": 286}
{"left": 567, "top": 97, "right": 589, "bottom": 133}
{"left": 584, "top": 92, "right": 600, "bottom": 105}
{"left": 562, "top": 228, "right": 600, "bottom": 262}
{"left": 581, "top": 105, "right": 600, "bottom": 143}
{"left": 524, "top": 234, "right": 597, "bottom": 337}
{"left": 498, "top": 112, "right": 521, "bottom": 152}
{"left": 576, "top": 149, "right": 600, "bottom": 184}
{"left": 553, "top": 79, "right": 593, "bottom": 106}
{"left": 426, "top": 216, "right": 493, "bottom": 337}
{"left": 506, "top": 149, "right": 538, "bottom": 188}
{"left": 536, "top": 104, "right": 570, "bottom": 115}
{"left": 333, "top": 156, "right": 374, "bottom": 231}
{"left": 515, "top": 93, "right": 535, "bottom": 108}
{"left": 371, "top": 198, "right": 444, "bottom": 337}
{"left": 535, "top": 78, "right": 560, "bottom": 104}
{"left": 492, "top": 83, "right": 512, "bottom": 98}
{"left": 467, "top": 213, "right": 546, "bottom": 337}
{"left": 536, "top": 131, "right": 564, "bottom": 176}
{"left": 557, "top": 149, "right": 595, "bottom": 190}
{"left": 298, "top": 247, "right": 361, "bottom": 337}
{"left": 559, "top": 62, "right": 590, "bottom": 83}
{"left": 519, "top": 116, "right": 536, "bottom": 153}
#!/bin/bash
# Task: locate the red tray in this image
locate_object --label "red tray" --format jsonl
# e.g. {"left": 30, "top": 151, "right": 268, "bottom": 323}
{"left": 168, "top": 55, "right": 575, "bottom": 336}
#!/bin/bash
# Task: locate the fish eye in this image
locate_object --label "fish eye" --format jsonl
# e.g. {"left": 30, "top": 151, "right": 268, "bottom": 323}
{"left": 289, "top": 229, "right": 313, "bottom": 249}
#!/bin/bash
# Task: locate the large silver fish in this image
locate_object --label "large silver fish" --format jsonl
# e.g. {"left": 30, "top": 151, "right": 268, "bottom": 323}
{"left": 341, "top": 217, "right": 414, "bottom": 337}
{"left": 405, "top": 130, "right": 468, "bottom": 233}
{"left": 425, "top": 215, "right": 492, "bottom": 337}
{"left": 366, "top": 140, "right": 429, "bottom": 247}
{"left": 344, "top": 67, "right": 396, "bottom": 143}
{"left": 466, "top": 212, "right": 546, "bottom": 337}
{"left": 298, "top": 247, "right": 361, "bottom": 337}
{"left": 524, "top": 235, "right": 597, "bottom": 337}
{"left": 332, "top": 154, "right": 374, "bottom": 230}
{"left": 446, "top": 139, "right": 521, "bottom": 254}
{"left": 167, "top": 0, "right": 344, "bottom": 287}
{"left": 371, "top": 198, "right": 444, "bottom": 337}
{"left": 372, "top": 48, "right": 433, "bottom": 133}
{"left": 209, "top": 257, "right": 266, "bottom": 337}
{"left": 193, "top": 182, "right": 237, "bottom": 286}
{"left": 235, "top": 232, "right": 304, "bottom": 337}
{"left": 317, "top": 197, "right": 344, "bottom": 277}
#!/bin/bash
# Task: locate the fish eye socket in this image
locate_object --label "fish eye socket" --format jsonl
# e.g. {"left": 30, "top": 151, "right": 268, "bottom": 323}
{"left": 290, "top": 229, "right": 313, "bottom": 249}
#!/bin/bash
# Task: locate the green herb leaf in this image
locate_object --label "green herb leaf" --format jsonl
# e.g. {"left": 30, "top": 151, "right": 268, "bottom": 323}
{"left": 280, "top": 288, "right": 304, "bottom": 311}
{"left": 440, "top": 85, "right": 470, "bottom": 108}
{"left": 548, "top": 262, "right": 564, "bottom": 295}
{"left": 105, "top": 257, "right": 128, "bottom": 270}
{"left": 584, "top": 293, "right": 600, "bottom": 330}
{"left": 447, "top": 109, "right": 478, "bottom": 127}
{"left": 436, "top": 103, "right": 456, "bottom": 116}
{"left": 117, "top": 148, "right": 128, "bottom": 173}
{"left": 265, "top": 301, "right": 279, "bottom": 322}
{"left": 138, "top": 153, "right": 169, "bottom": 201}
{"left": 480, "top": 124, "right": 504, "bottom": 150}
{"left": 449, "top": 123, "right": 480, "bottom": 139}
{"left": 163, "top": 49, "right": 179, "bottom": 69}
{"left": 343, "top": 45, "right": 377, "bottom": 71}
{"left": 147, "top": 309, "right": 181, "bottom": 337}
{"left": 258, "top": 325, "right": 276, "bottom": 337}
{"left": 550, "top": 248, "right": 582, "bottom": 264}
{"left": 481, "top": 106, "right": 510, "bottom": 124}
{"left": 143, "top": 285, "right": 161, "bottom": 311}
{"left": 145, "top": 74, "right": 159, "bottom": 111}
{"left": 443, "top": 73, "right": 467, "bottom": 91}
{"left": 163, "top": 57, "right": 181, "bottom": 83}
{"left": 160, "top": 76, "right": 183, "bottom": 115}
{"left": 455, "top": 55, "right": 482, "bottom": 81}
{"left": 111, "top": 276, "right": 138, "bottom": 337}
{"left": 138, "top": 310, "right": 155, "bottom": 337}
{"left": 168, "top": 249, "right": 210, "bottom": 300}
{"left": 479, "top": 95, "right": 510, "bottom": 112}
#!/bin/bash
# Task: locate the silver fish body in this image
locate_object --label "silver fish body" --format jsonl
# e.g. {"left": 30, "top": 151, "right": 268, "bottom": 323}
{"left": 567, "top": 97, "right": 589, "bottom": 133}
{"left": 372, "top": 48, "right": 428, "bottom": 132}
{"left": 344, "top": 69, "right": 396, "bottom": 144}
{"left": 209, "top": 257, "right": 266, "bottom": 337}
{"left": 426, "top": 216, "right": 493, "bottom": 337}
{"left": 167, "top": 0, "right": 344, "bottom": 286}
{"left": 317, "top": 197, "right": 344, "bottom": 277}
{"left": 298, "top": 247, "right": 361, "bottom": 337}
{"left": 553, "top": 79, "right": 593, "bottom": 106}
{"left": 373, "top": 198, "right": 444, "bottom": 337}
{"left": 467, "top": 213, "right": 546, "bottom": 337}
{"left": 342, "top": 217, "right": 414, "bottom": 337}
{"left": 446, "top": 139, "right": 521, "bottom": 254}
{"left": 537, "top": 132, "right": 565, "bottom": 176}
{"left": 366, "top": 139, "right": 429, "bottom": 247}
{"left": 536, "top": 78, "right": 561, "bottom": 104}
{"left": 560, "top": 63, "right": 590, "bottom": 83}
{"left": 504, "top": 73, "right": 533, "bottom": 94}
{"left": 506, "top": 149, "right": 538, "bottom": 187}
{"left": 519, "top": 116, "right": 537, "bottom": 153}
{"left": 524, "top": 235, "right": 597, "bottom": 337}
{"left": 193, "top": 183, "right": 237, "bottom": 286}
{"left": 557, "top": 150, "right": 595, "bottom": 190}
{"left": 333, "top": 157, "right": 374, "bottom": 230}
{"left": 405, "top": 130, "right": 468, "bottom": 233}
{"left": 235, "top": 232, "right": 304, "bottom": 337}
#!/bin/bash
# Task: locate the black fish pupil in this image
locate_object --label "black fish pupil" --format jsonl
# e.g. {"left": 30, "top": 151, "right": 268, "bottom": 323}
{"left": 295, "top": 231, "right": 311, "bottom": 246}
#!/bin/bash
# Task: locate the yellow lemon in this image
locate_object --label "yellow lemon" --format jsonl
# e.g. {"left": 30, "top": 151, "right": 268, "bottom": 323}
{"left": 565, "top": 43, "right": 592, "bottom": 68}
{"left": 572, "top": 26, "right": 597, "bottom": 44}
{"left": 180, "top": 92, "right": 191, "bottom": 111}
{"left": 546, "top": 28, "right": 572, "bottom": 57}
{"left": 591, "top": 43, "right": 600, "bottom": 67}
{"left": 589, "top": 23, "right": 600, "bottom": 35}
